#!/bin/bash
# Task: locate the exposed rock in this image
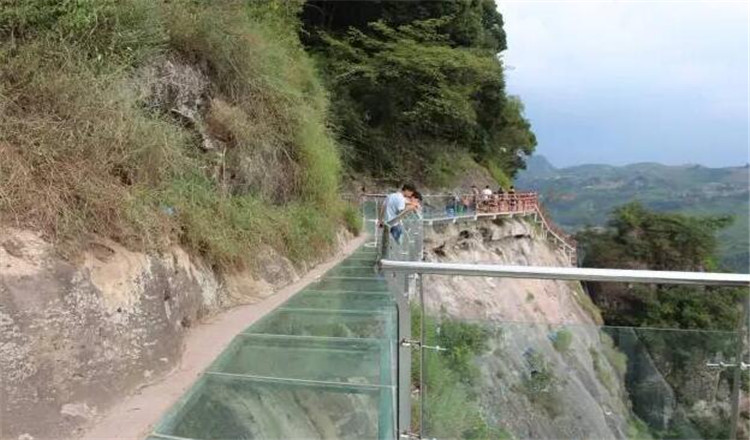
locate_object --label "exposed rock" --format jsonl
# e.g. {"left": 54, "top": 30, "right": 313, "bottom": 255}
{"left": 422, "top": 217, "right": 632, "bottom": 439}
{"left": 0, "top": 226, "right": 349, "bottom": 439}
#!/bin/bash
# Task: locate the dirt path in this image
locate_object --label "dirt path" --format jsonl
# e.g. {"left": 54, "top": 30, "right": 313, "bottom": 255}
{"left": 81, "top": 235, "right": 368, "bottom": 440}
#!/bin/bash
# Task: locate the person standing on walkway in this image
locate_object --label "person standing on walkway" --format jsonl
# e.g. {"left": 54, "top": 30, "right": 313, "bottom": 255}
{"left": 379, "top": 183, "right": 417, "bottom": 244}
{"left": 470, "top": 185, "right": 480, "bottom": 213}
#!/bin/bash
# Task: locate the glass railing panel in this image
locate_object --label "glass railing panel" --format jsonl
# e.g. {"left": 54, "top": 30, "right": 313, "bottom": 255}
{"left": 739, "top": 352, "right": 750, "bottom": 439}
{"left": 383, "top": 216, "right": 423, "bottom": 262}
{"left": 422, "top": 195, "right": 475, "bottom": 220}
{"left": 329, "top": 265, "right": 379, "bottom": 277}
{"left": 339, "top": 257, "right": 379, "bottom": 267}
{"left": 311, "top": 277, "right": 389, "bottom": 292}
{"left": 286, "top": 290, "right": 394, "bottom": 311}
{"left": 249, "top": 308, "right": 393, "bottom": 339}
{"left": 153, "top": 374, "right": 395, "bottom": 440}
{"left": 418, "top": 316, "right": 744, "bottom": 440}
{"left": 208, "top": 334, "right": 394, "bottom": 386}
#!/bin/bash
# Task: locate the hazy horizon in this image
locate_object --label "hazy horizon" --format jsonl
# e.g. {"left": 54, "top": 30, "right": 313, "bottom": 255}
{"left": 500, "top": 0, "right": 749, "bottom": 168}
{"left": 529, "top": 153, "right": 748, "bottom": 169}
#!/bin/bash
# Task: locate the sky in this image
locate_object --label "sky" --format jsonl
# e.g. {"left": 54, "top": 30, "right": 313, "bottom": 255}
{"left": 499, "top": 0, "right": 749, "bottom": 167}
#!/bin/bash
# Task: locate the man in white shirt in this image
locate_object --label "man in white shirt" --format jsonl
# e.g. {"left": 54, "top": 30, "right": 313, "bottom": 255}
{"left": 481, "top": 185, "right": 493, "bottom": 199}
{"left": 379, "top": 183, "right": 417, "bottom": 243}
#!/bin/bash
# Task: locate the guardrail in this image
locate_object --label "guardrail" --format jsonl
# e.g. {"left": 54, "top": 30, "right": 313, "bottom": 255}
{"left": 379, "top": 260, "right": 750, "bottom": 287}
{"left": 353, "top": 192, "right": 578, "bottom": 264}
{"left": 379, "top": 259, "right": 750, "bottom": 440}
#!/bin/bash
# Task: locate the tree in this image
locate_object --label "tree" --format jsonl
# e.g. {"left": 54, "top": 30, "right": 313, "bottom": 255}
{"left": 301, "top": 0, "right": 535, "bottom": 184}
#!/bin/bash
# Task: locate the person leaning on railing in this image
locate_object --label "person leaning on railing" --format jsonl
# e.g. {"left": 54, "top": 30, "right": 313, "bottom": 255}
{"left": 378, "top": 183, "right": 418, "bottom": 244}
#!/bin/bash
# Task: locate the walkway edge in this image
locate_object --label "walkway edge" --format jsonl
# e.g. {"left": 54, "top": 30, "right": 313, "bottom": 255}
{"left": 80, "top": 234, "right": 368, "bottom": 440}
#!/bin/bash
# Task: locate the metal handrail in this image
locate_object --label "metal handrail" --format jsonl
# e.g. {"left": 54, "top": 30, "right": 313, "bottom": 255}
{"left": 379, "top": 227, "right": 749, "bottom": 439}
{"left": 379, "top": 260, "right": 750, "bottom": 287}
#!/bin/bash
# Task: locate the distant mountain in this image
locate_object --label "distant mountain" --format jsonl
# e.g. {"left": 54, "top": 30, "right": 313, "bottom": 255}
{"left": 516, "top": 156, "right": 749, "bottom": 273}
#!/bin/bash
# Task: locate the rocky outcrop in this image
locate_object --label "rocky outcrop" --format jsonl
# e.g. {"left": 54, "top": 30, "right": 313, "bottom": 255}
{"left": 0, "top": 227, "right": 350, "bottom": 440}
{"left": 422, "top": 217, "right": 633, "bottom": 439}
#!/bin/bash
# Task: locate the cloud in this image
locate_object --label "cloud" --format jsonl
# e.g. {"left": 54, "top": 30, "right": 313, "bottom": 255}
{"left": 498, "top": 0, "right": 749, "bottom": 166}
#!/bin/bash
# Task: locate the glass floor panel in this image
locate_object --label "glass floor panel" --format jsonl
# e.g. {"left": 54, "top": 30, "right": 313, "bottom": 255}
{"left": 349, "top": 251, "right": 379, "bottom": 259}
{"left": 311, "top": 277, "right": 389, "bottom": 292}
{"left": 249, "top": 307, "right": 393, "bottom": 339}
{"left": 209, "top": 334, "right": 394, "bottom": 386}
{"left": 152, "top": 244, "right": 396, "bottom": 439}
{"left": 285, "top": 290, "right": 394, "bottom": 311}
{"left": 154, "top": 374, "right": 394, "bottom": 440}
{"left": 338, "top": 258, "right": 378, "bottom": 267}
{"left": 328, "top": 266, "right": 379, "bottom": 277}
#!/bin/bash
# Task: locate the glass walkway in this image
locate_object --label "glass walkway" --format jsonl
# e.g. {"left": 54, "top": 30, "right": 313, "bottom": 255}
{"left": 147, "top": 244, "right": 397, "bottom": 440}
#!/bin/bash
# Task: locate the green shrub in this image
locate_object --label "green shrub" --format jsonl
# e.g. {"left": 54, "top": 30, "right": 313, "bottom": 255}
{"left": 411, "top": 307, "right": 506, "bottom": 438}
{"left": 590, "top": 347, "right": 617, "bottom": 395}
{"left": 522, "top": 352, "right": 562, "bottom": 418}
{"left": 601, "top": 333, "right": 628, "bottom": 378}
{"left": 553, "top": 329, "right": 573, "bottom": 352}
{"left": 342, "top": 204, "right": 363, "bottom": 235}
{"left": 627, "top": 417, "right": 655, "bottom": 440}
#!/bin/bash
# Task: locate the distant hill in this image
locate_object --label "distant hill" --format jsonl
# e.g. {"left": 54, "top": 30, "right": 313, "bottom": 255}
{"left": 516, "top": 156, "right": 749, "bottom": 273}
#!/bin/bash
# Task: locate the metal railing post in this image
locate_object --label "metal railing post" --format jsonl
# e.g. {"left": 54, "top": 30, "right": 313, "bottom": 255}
{"left": 396, "top": 273, "right": 411, "bottom": 437}
{"left": 418, "top": 273, "right": 425, "bottom": 438}
{"left": 729, "top": 295, "right": 749, "bottom": 440}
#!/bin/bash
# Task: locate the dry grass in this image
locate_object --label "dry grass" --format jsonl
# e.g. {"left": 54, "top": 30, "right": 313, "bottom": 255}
{"left": 0, "top": 0, "right": 346, "bottom": 268}
{"left": 0, "top": 44, "right": 184, "bottom": 250}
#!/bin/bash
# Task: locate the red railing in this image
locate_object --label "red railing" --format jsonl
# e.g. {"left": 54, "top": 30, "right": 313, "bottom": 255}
{"left": 448, "top": 192, "right": 577, "bottom": 255}
{"left": 471, "top": 191, "right": 538, "bottom": 214}
{"left": 354, "top": 191, "right": 577, "bottom": 261}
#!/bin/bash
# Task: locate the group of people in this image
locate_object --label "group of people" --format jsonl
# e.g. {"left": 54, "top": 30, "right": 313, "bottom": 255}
{"left": 473, "top": 184, "right": 517, "bottom": 199}
{"left": 377, "top": 182, "right": 524, "bottom": 243}
{"left": 444, "top": 184, "right": 518, "bottom": 215}
{"left": 471, "top": 184, "right": 520, "bottom": 213}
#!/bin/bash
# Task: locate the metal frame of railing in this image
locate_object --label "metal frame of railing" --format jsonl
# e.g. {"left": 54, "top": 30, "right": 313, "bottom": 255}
{"left": 353, "top": 192, "right": 578, "bottom": 264}
{"left": 379, "top": 259, "right": 750, "bottom": 440}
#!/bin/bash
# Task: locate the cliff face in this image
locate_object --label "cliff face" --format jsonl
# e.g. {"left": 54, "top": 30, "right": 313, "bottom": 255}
{"left": 0, "top": 227, "right": 349, "bottom": 439}
{"left": 422, "top": 217, "right": 633, "bottom": 439}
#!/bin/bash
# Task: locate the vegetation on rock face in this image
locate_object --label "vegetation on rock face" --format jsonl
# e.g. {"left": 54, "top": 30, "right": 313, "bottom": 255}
{"left": 300, "top": 0, "right": 536, "bottom": 186}
{"left": 411, "top": 308, "right": 512, "bottom": 439}
{"left": 577, "top": 202, "right": 743, "bottom": 330}
{"left": 578, "top": 203, "right": 747, "bottom": 439}
{"left": 0, "top": 0, "right": 346, "bottom": 268}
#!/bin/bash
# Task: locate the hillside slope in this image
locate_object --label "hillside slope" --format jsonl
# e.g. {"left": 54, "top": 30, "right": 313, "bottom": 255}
{"left": 0, "top": 1, "right": 354, "bottom": 270}
{"left": 421, "top": 218, "right": 637, "bottom": 438}
{"left": 516, "top": 156, "right": 749, "bottom": 272}
{"left": 1, "top": 2, "right": 356, "bottom": 438}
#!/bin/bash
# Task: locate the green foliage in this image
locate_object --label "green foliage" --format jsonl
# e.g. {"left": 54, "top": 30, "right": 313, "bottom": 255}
{"left": 424, "top": 150, "right": 483, "bottom": 188}
{"left": 0, "top": 0, "right": 346, "bottom": 268}
{"left": 600, "top": 333, "right": 628, "bottom": 378}
{"left": 590, "top": 347, "right": 617, "bottom": 396}
{"left": 521, "top": 351, "right": 562, "bottom": 418}
{"left": 567, "top": 281, "right": 605, "bottom": 325}
{"left": 627, "top": 417, "right": 655, "bottom": 440}
{"left": 436, "top": 318, "right": 491, "bottom": 385}
{"left": 411, "top": 308, "right": 508, "bottom": 439}
{"left": 552, "top": 329, "right": 573, "bottom": 352}
{"left": 578, "top": 202, "right": 744, "bottom": 331}
{"left": 342, "top": 203, "right": 362, "bottom": 235}
{"left": 581, "top": 201, "right": 731, "bottom": 271}
{"left": 578, "top": 203, "right": 746, "bottom": 439}
{"left": 302, "top": 0, "right": 535, "bottom": 183}
{"left": 1, "top": 0, "right": 167, "bottom": 65}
